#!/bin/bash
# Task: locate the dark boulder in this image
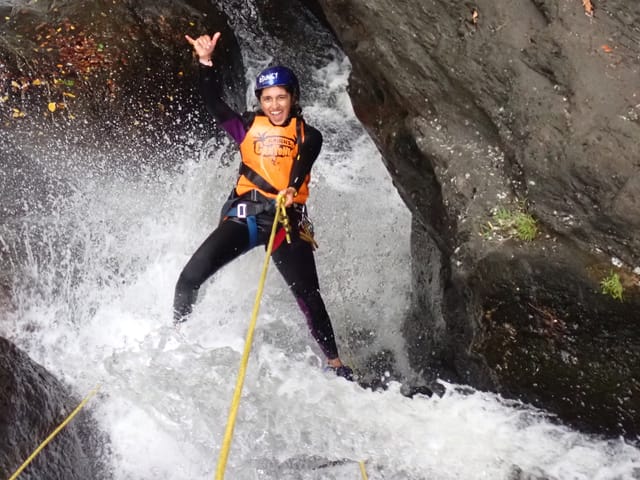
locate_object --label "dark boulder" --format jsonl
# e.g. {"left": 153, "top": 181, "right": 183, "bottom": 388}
{"left": 0, "top": 337, "right": 110, "bottom": 480}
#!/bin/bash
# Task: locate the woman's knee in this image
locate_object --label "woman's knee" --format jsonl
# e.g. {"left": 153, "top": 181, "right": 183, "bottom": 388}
{"left": 177, "top": 266, "right": 203, "bottom": 290}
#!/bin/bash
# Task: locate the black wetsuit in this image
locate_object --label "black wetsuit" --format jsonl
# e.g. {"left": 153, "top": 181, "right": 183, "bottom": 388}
{"left": 173, "top": 63, "right": 339, "bottom": 360}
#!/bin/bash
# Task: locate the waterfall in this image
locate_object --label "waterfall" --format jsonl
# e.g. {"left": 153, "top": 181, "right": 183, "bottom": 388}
{"left": 1, "top": 1, "right": 639, "bottom": 478}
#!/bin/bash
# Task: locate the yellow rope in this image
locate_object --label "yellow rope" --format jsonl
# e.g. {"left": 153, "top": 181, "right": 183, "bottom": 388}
{"left": 215, "top": 195, "right": 288, "bottom": 480}
{"left": 359, "top": 460, "right": 369, "bottom": 479}
{"left": 8, "top": 384, "right": 101, "bottom": 480}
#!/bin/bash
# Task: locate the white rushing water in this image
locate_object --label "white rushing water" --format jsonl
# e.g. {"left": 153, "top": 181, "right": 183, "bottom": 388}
{"left": 2, "top": 55, "right": 640, "bottom": 480}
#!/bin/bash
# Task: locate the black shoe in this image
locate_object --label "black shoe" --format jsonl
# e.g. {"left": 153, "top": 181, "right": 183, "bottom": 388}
{"left": 325, "top": 364, "right": 354, "bottom": 382}
{"left": 173, "top": 316, "right": 187, "bottom": 327}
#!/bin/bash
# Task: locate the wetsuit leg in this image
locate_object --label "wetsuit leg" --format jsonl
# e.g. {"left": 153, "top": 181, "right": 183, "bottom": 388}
{"left": 173, "top": 220, "right": 250, "bottom": 322}
{"left": 272, "top": 237, "right": 340, "bottom": 360}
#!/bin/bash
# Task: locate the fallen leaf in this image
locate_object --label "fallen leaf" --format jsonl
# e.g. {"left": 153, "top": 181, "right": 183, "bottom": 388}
{"left": 48, "top": 102, "right": 56, "bottom": 112}
{"left": 601, "top": 44, "right": 613, "bottom": 53}
{"left": 32, "top": 79, "right": 43, "bottom": 86}
{"left": 472, "top": 9, "right": 479, "bottom": 24}
{"left": 582, "top": 0, "right": 594, "bottom": 16}
{"left": 62, "top": 92, "right": 76, "bottom": 98}
{"left": 11, "top": 80, "right": 20, "bottom": 89}
{"left": 12, "top": 108, "right": 25, "bottom": 118}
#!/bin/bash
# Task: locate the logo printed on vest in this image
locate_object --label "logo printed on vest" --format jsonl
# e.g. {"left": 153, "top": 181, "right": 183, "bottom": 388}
{"left": 253, "top": 134, "right": 296, "bottom": 165}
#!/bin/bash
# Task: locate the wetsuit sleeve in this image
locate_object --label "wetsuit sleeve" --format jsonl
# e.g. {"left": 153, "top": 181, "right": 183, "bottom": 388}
{"left": 199, "top": 64, "right": 249, "bottom": 144}
{"left": 289, "top": 123, "right": 322, "bottom": 190}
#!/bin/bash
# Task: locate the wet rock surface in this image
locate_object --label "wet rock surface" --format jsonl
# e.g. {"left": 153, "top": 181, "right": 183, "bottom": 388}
{"left": 0, "top": 337, "right": 110, "bottom": 479}
{"left": 312, "top": 0, "right": 640, "bottom": 437}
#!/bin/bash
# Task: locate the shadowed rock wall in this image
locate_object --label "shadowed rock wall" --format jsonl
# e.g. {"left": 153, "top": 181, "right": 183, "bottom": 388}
{"left": 313, "top": 0, "right": 640, "bottom": 437}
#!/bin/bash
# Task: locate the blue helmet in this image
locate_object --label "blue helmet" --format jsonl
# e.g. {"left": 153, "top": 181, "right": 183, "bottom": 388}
{"left": 254, "top": 65, "right": 299, "bottom": 99}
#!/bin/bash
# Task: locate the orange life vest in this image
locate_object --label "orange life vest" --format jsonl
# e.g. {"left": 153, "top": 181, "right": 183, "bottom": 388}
{"left": 236, "top": 115, "right": 310, "bottom": 203}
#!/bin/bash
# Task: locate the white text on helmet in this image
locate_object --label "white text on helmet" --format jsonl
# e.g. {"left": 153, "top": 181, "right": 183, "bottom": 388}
{"left": 259, "top": 72, "right": 278, "bottom": 84}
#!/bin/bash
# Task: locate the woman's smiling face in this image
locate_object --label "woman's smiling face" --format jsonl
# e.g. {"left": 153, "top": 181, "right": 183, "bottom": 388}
{"left": 259, "top": 86, "right": 293, "bottom": 125}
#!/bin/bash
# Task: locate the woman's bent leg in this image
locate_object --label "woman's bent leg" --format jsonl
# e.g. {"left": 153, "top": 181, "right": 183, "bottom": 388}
{"left": 272, "top": 238, "right": 340, "bottom": 360}
{"left": 173, "top": 220, "right": 249, "bottom": 323}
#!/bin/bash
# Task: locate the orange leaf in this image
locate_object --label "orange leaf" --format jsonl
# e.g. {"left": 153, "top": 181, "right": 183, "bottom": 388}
{"left": 582, "top": 0, "right": 594, "bottom": 16}
{"left": 601, "top": 44, "right": 612, "bottom": 53}
{"left": 472, "top": 9, "right": 479, "bottom": 24}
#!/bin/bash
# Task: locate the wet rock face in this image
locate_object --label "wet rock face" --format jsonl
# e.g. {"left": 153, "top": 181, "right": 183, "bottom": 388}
{"left": 0, "top": 0, "right": 244, "bottom": 158}
{"left": 0, "top": 338, "right": 110, "bottom": 479}
{"left": 313, "top": 0, "right": 640, "bottom": 436}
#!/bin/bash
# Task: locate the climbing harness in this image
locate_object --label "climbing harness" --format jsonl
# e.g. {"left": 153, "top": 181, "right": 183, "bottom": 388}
{"left": 220, "top": 189, "right": 276, "bottom": 250}
{"left": 8, "top": 384, "right": 101, "bottom": 480}
{"left": 220, "top": 186, "right": 317, "bottom": 252}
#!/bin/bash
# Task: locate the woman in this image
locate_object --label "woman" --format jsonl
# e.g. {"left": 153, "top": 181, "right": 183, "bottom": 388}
{"left": 174, "top": 32, "right": 353, "bottom": 380}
